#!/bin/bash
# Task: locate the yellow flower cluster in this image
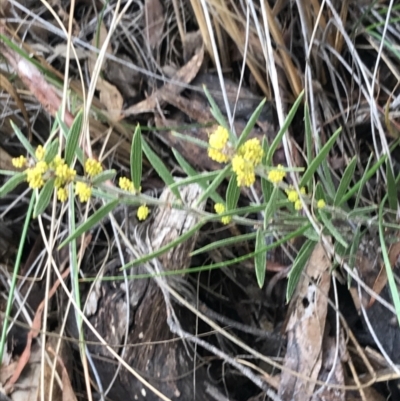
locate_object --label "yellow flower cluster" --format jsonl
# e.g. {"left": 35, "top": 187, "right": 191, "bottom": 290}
{"left": 85, "top": 159, "right": 103, "bottom": 177}
{"left": 119, "top": 177, "right": 135, "bottom": 192}
{"left": 75, "top": 181, "right": 92, "bottom": 203}
{"left": 207, "top": 126, "right": 230, "bottom": 163}
{"left": 214, "top": 203, "right": 231, "bottom": 225}
{"left": 207, "top": 126, "right": 265, "bottom": 188}
{"left": 267, "top": 165, "right": 286, "bottom": 184}
{"left": 12, "top": 155, "right": 27, "bottom": 169}
{"left": 231, "top": 139, "right": 264, "bottom": 187}
{"left": 317, "top": 199, "right": 326, "bottom": 209}
{"left": 35, "top": 145, "right": 45, "bottom": 161}
{"left": 285, "top": 186, "right": 306, "bottom": 211}
{"left": 137, "top": 204, "right": 149, "bottom": 221}
{"left": 26, "top": 161, "right": 47, "bottom": 189}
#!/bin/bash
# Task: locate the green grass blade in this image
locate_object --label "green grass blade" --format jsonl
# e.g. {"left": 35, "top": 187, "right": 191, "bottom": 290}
{"left": 58, "top": 199, "right": 119, "bottom": 249}
{"left": 287, "top": 239, "right": 316, "bottom": 302}
{"left": 10, "top": 121, "right": 35, "bottom": 158}
{"left": 142, "top": 140, "right": 181, "bottom": 201}
{"left": 171, "top": 131, "right": 209, "bottom": 149}
{"left": 267, "top": 90, "right": 304, "bottom": 163}
{"left": 131, "top": 124, "right": 142, "bottom": 191}
{"left": 0, "top": 194, "right": 34, "bottom": 363}
{"left": 300, "top": 127, "right": 342, "bottom": 187}
{"left": 236, "top": 98, "right": 266, "bottom": 148}
{"left": 334, "top": 156, "right": 357, "bottom": 206}
{"left": 65, "top": 109, "right": 83, "bottom": 165}
{"left": 0, "top": 172, "right": 27, "bottom": 197}
{"left": 343, "top": 155, "right": 386, "bottom": 204}
{"left": 33, "top": 178, "right": 55, "bottom": 218}
{"left": 255, "top": 228, "right": 267, "bottom": 288}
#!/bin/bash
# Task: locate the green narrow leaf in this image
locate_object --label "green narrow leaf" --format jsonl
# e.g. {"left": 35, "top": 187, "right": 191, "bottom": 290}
{"left": 10, "top": 121, "right": 35, "bottom": 158}
{"left": 33, "top": 178, "right": 55, "bottom": 218}
{"left": 56, "top": 109, "right": 71, "bottom": 139}
{"left": 121, "top": 219, "right": 206, "bottom": 270}
{"left": 171, "top": 148, "right": 224, "bottom": 204}
{"left": 65, "top": 109, "right": 83, "bottom": 165}
{"left": 304, "top": 103, "right": 313, "bottom": 165}
{"left": 300, "top": 127, "right": 342, "bottom": 187}
{"left": 344, "top": 154, "right": 385, "bottom": 204}
{"left": 142, "top": 140, "right": 181, "bottom": 201}
{"left": 44, "top": 139, "right": 60, "bottom": 164}
{"left": 386, "top": 161, "right": 398, "bottom": 211}
{"left": 263, "top": 186, "right": 278, "bottom": 229}
{"left": 236, "top": 98, "right": 266, "bottom": 148}
{"left": 194, "top": 165, "right": 231, "bottom": 207}
{"left": 0, "top": 172, "right": 27, "bottom": 197}
{"left": 334, "top": 157, "right": 357, "bottom": 206}
{"left": 267, "top": 90, "right": 304, "bottom": 163}
{"left": 226, "top": 174, "right": 240, "bottom": 211}
{"left": 255, "top": 228, "right": 267, "bottom": 288}
{"left": 379, "top": 195, "right": 400, "bottom": 327}
{"left": 171, "top": 132, "right": 209, "bottom": 149}
{"left": 261, "top": 138, "right": 273, "bottom": 201}
{"left": 131, "top": 124, "right": 142, "bottom": 191}
{"left": 319, "top": 210, "right": 348, "bottom": 248}
{"left": 287, "top": 239, "right": 316, "bottom": 302}
{"left": 202, "top": 85, "right": 235, "bottom": 143}
{"left": 58, "top": 199, "right": 119, "bottom": 249}
{"left": 92, "top": 169, "right": 117, "bottom": 186}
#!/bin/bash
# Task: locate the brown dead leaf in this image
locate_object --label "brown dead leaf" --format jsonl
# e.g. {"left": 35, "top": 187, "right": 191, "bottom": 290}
{"left": 278, "top": 241, "right": 332, "bottom": 401}
{"left": 0, "top": 73, "right": 31, "bottom": 139}
{"left": 0, "top": 147, "right": 15, "bottom": 171}
{"left": 145, "top": 0, "right": 164, "bottom": 48}
{"left": 88, "top": 23, "right": 123, "bottom": 121}
{"left": 122, "top": 45, "right": 204, "bottom": 117}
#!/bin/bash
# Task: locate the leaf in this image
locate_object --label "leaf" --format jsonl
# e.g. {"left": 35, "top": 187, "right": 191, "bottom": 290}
{"left": 194, "top": 165, "right": 231, "bottom": 207}
{"left": 226, "top": 174, "right": 240, "bottom": 211}
{"left": 131, "top": 124, "right": 143, "bottom": 191}
{"left": 300, "top": 127, "right": 342, "bottom": 187}
{"left": 267, "top": 90, "right": 304, "bottom": 163}
{"left": 236, "top": 98, "right": 266, "bottom": 148}
{"left": 0, "top": 172, "right": 26, "bottom": 197}
{"left": 142, "top": 140, "right": 181, "bottom": 201}
{"left": 334, "top": 156, "right": 357, "bottom": 206}
{"left": 261, "top": 138, "right": 273, "bottom": 201}
{"left": 379, "top": 195, "right": 400, "bottom": 327}
{"left": 304, "top": 103, "right": 313, "bottom": 165}
{"left": 255, "top": 228, "right": 267, "bottom": 288}
{"left": 44, "top": 139, "right": 60, "bottom": 164}
{"left": 121, "top": 219, "right": 206, "bottom": 270}
{"left": 263, "top": 186, "right": 278, "bottom": 229}
{"left": 58, "top": 199, "right": 119, "bottom": 249}
{"left": 343, "top": 154, "right": 386, "bottom": 204}
{"left": 319, "top": 210, "right": 348, "bottom": 248}
{"left": 287, "top": 240, "right": 316, "bottom": 302}
{"left": 65, "top": 109, "right": 83, "bottom": 165}
{"left": 10, "top": 121, "right": 35, "bottom": 158}
{"left": 171, "top": 148, "right": 224, "bottom": 204}
{"left": 33, "top": 178, "right": 55, "bottom": 218}
{"left": 202, "top": 85, "right": 234, "bottom": 143}
{"left": 386, "top": 161, "right": 398, "bottom": 211}
{"left": 91, "top": 169, "right": 117, "bottom": 185}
